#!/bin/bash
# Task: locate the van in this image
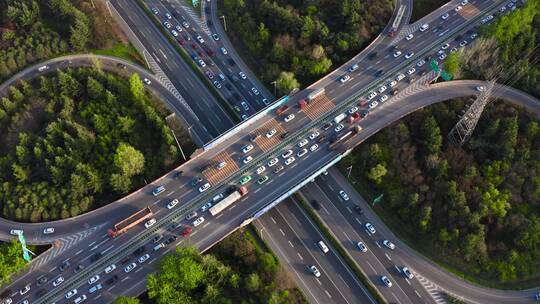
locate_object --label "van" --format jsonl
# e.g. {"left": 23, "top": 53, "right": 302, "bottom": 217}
{"left": 317, "top": 240, "right": 329, "bottom": 253}
{"left": 333, "top": 113, "right": 347, "bottom": 124}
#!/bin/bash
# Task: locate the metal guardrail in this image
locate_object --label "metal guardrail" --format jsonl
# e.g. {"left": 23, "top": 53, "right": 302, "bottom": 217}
{"left": 35, "top": 1, "right": 506, "bottom": 302}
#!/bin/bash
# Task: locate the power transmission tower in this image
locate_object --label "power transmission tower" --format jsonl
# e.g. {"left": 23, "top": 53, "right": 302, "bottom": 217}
{"left": 447, "top": 81, "right": 495, "bottom": 147}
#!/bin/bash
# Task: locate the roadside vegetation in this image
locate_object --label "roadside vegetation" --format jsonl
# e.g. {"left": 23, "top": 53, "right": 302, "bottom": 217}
{"left": 220, "top": 0, "right": 394, "bottom": 95}
{"left": 411, "top": 0, "right": 448, "bottom": 22}
{"left": 0, "top": 67, "right": 194, "bottom": 222}
{"left": 0, "top": 240, "right": 28, "bottom": 286}
{"left": 0, "top": 0, "right": 142, "bottom": 82}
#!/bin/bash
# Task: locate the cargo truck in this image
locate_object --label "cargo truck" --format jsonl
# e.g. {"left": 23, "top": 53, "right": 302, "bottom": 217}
{"left": 108, "top": 206, "right": 154, "bottom": 238}
{"left": 333, "top": 113, "right": 347, "bottom": 124}
{"left": 330, "top": 125, "right": 362, "bottom": 147}
{"left": 209, "top": 186, "right": 248, "bottom": 216}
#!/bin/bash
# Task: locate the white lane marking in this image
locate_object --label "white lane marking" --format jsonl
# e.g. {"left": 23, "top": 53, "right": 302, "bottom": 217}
{"left": 159, "top": 49, "right": 168, "bottom": 59}
{"left": 254, "top": 188, "right": 261, "bottom": 193}
{"left": 288, "top": 240, "right": 294, "bottom": 248}
{"left": 75, "top": 249, "right": 83, "bottom": 256}
{"left": 375, "top": 60, "right": 382, "bottom": 64}
{"left": 346, "top": 206, "right": 352, "bottom": 213}
{"left": 152, "top": 200, "right": 161, "bottom": 205}
{"left": 355, "top": 217, "right": 362, "bottom": 225}
{"left": 215, "top": 213, "right": 223, "bottom": 219}
{"left": 325, "top": 290, "right": 332, "bottom": 298}
{"left": 121, "top": 276, "right": 129, "bottom": 282}
{"left": 102, "top": 244, "right": 115, "bottom": 254}
{"left": 87, "top": 241, "right": 96, "bottom": 247}
{"left": 297, "top": 252, "right": 303, "bottom": 260}
{"left": 342, "top": 231, "right": 352, "bottom": 242}
{"left": 375, "top": 241, "right": 382, "bottom": 248}
{"left": 202, "top": 222, "right": 210, "bottom": 228}
{"left": 279, "top": 228, "right": 285, "bottom": 236}
{"left": 366, "top": 261, "right": 376, "bottom": 273}
{"left": 49, "top": 266, "right": 57, "bottom": 272}
{"left": 339, "top": 274, "right": 350, "bottom": 289}
{"left": 385, "top": 253, "right": 392, "bottom": 261}
{"left": 166, "top": 191, "right": 174, "bottom": 197}
{"left": 270, "top": 216, "right": 277, "bottom": 224}
{"left": 415, "top": 290, "right": 422, "bottom": 298}
{"left": 134, "top": 267, "right": 143, "bottom": 273}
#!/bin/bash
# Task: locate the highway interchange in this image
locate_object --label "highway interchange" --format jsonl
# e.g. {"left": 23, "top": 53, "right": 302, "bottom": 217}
{"left": 0, "top": 0, "right": 539, "bottom": 303}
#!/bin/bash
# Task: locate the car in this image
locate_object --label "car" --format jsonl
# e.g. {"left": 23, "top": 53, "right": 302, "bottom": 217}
{"left": 181, "top": 227, "right": 193, "bottom": 237}
{"left": 199, "top": 202, "right": 212, "bottom": 212}
{"left": 213, "top": 80, "right": 222, "bottom": 89}
{"left": 145, "top": 218, "right": 156, "bottom": 229}
{"left": 104, "top": 264, "right": 116, "bottom": 274}
{"left": 165, "top": 12, "right": 172, "bottom": 19}
{"left": 124, "top": 262, "right": 137, "bottom": 273}
{"left": 367, "top": 91, "right": 377, "bottom": 100}
{"left": 53, "top": 276, "right": 64, "bottom": 287}
{"left": 105, "top": 275, "right": 119, "bottom": 286}
{"left": 37, "top": 276, "right": 48, "bottom": 286}
{"left": 212, "top": 33, "right": 219, "bottom": 40}
{"left": 35, "top": 289, "right": 46, "bottom": 297}
{"left": 152, "top": 185, "right": 165, "bottom": 196}
{"left": 365, "top": 222, "right": 376, "bottom": 234}
{"left": 402, "top": 267, "right": 414, "bottom": 279}
{"left": 439, "top": 53, "right": 447, "bottom": 60}
{"left": 309, "top": 131, "right": 320, "bottom": 140}
{"left": 239, "top": 71, "right": 247, "bottom": 79}
{"left": 43, "top": 227, "right": 55, "bottom": 234}
{"left": 461, "top": 0, "right": 468, "bottom": 5}
{"left": 273, "top": 165, "right": 284, "bottom": 174}
{"left": 383, "top": 240, "right": 396, "bottom": 250}
{"left": 535, "top": 293, "right": 540, "bottom": 301}
{"left": 340, "top": 75, "right": 351, "bottom": 83}
{"left": 240, "top": 175, "right": 252, "bottom": 185}
{"left": 138, "top": 254, "right": 150, "bottom": 263}
{"left": 405, "top": 33, "right": 414, "bottom": 40}
{"left": 419, "top": 23, "right": 429, "bottom": 32}
{"left": 375, "top": 69, "right": 384, "bottom": 77}
{"left": 193, "top": 216, "right": 205, "bottom": 227}
{"left": 198, "top": 59, "right": 206, "bottom": 67}
{"left": 476, "top": 86, "right": 485, "bottom": 92}
{"left": 262, "top": 98, "right": 269, "bottom": 105}
{"left": 339, "top": 190, "right": 349, "bottom": 201}
{"left": 284, "top": 157, "right": 295, "bottom": 166}
{"left": 195, "top": 35, "right": 205, "bottom": 44}
{"left": 257, "top": 176, "right": 269, "bottom": 185}
{"left": 284, "top": 114, "right": 295, "bottom": 122}
{"left": 256, "top": 165, "right": 266, "bottom": 175}
{"left": 74, "top": 264, "right": 85, "bottom": 273}
{"left": 88, "top": 275, "right": 100, "bottom": 285}
{"left": 393, "top": 50, "right": 402, "bottom": 58}
{"left": 151, "top": 234, "right": 162, "bottom": 244}
{"left": 167, "top": 199, "right": 179, "bottom": 209}
{"left": 175, "top": 25, "right": 183, "bottom": 32}
{"left": 470, "top": 33, "right": 478, "bottom": 40}
{"left": 164, "top": 21, "right": 171, "bottom": 29}
{"left": 220, "top": 47, "right": 228, "bottom": 55}
{"left": 310, "top": 265, "right": 321, "bottom": 277}
{"left": 348, "top": 106, "right": 359, "bottom": 114}
{"left": 354, "top": 205, "right": 363, "bottom": 214}
{"left": 348, "top": 64, "right": 359, "bottom": 72}
{"left": 65, "top": 289, "right": 78, "bottom": 300}
{"left": 407, "top": 67, "right": 416, "bottom": 75}
{"left": 441, "top": 12, "right": 449, "bottom": 20}
{"left": 171, "top": 29, "right": 178, "bottom": 37}
{"left": 267, "top": 158, "right": 279, "bottom": 167}
{"left": 241, "top": 101, "right": 249, "bottom": 111}
{"left": 395, "top": 73, "right": 406, "bottom": 82}
{"left": 379, "top": 95, "right": 388, "bottom": 103}
{"left": 357, "top": 241, "right": 368, "bottom": 252}
{"left": 166, "top": 223, "right": 178, "bottom": 232}
{"left": 460, "top": 40, "right": 468, "bottom": 47}
{"left": 388, "top": 80, "right": 397, "bottom": 88}
{"left": 441, "top": 43, "right": 450, "bottom": 50}
{"left": 322, "top": 122, "right": 333, "bottom": 130}
{"left": 282, "top": 150, "right": 294, "bottom": 159}
{"left": 416, "top": 59, "right": 426, "bottom": 67}
{"left": 251, "top": 87, "right": 260, "bottom": 95}
{"left": 368, "top": 101, "right": 379, "bottom": 109}
{"left": 59, "top": 261, "right": 70, "bottom": 272}
{"left": 405, "top": 51, "right": 414, "bottom": 59}
{"left": 205, "top": 71, "right": 214, "bottom": 79}
{"left": 455, "top": 5, "right": 462, "bottom": 12}
{"left": 381, "top": 276, "right": 392, "bottom": 287}
{"left": 212, "top": 193, "right": 224, "bottom": 203}
{"left": 19, "top": 284, "right": 30, "bottom": 295}
{"left": 334, "top": 124, "right": 344, "bottom": 133}
{"left": 378, "top": 85, "right": 387, "bottom": 93}
{"left": 450, "top": 47, "right": 458, "bottom": 53}
{"left": 242, "top": 144, "right": 254, "bottom": 154}
{"left": 310, "top": 144, "right": 319, "bottom": 152}
{"left": 143, "top": 78, "right": 151, "bottom": 85}
{"left": 243, "top": 156, "right": 253, "bottom": 164}
{"left": 151, "top": 7, "right": 159, "bottom": 14}
{"left": 360, "top": 109, "right": 369, "bottom": 118}
{"left": 182, "top": 21, "right": 190, "bottom": 28}
{"left": 191, "top": 176, "right": 203, "bottom": 186}
{"left": 297, "top": 149, "right": 308, "bottom": 158}
{"left": 89, "top": 283, "right": 102, "bottom": 294}
{"left": 298, "top": 139, "right": 309, "bottom": 148}
{"left": 199, "top": 183, "right": 211, "bottom": 193}
{"left": 266, "top": 129, "right": 277, "bottom": 138}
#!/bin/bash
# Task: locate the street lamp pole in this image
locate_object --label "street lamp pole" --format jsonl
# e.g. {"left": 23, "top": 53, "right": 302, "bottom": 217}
{"left": 220, "top": 15, "right": 227, "bottom": 31}
{"left": 270, "top": 81, "right": 277, "bottom": 96}
{"left": 169, "top": 127, "right": 187, "bottom": 161}
{"left": 346, "top": 165, "right": 353, "bottom": 179}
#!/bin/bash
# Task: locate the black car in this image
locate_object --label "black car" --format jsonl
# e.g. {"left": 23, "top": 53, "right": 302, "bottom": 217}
{"left": 74, "top": 264, "right": 85, "bottom": 273}
{"left": 227, "top": 58, "right": 236, "bottom": 66}
{"left": 90, "top": 252, "right": 102, "bottom": 263}
{"left": 132, "top": 246, "right": 145, "bottom": 257}
{"left": 191, "top": 176, "right": 203, "bottom": 186}
{"left": 173, "top": 170, "right": 183, "bottom": 179}
{"left": 164, "top": 235, "right": 177, "bottom": 245}
{"left": 360, "top": 109, "right": 370, "bottom": 118}
{"left": 59, "top": 261, "right": 70, "bottom": 272}
{"left": 322, "top": 122, "right": 332, "bottom": 130}
{"left": 375, "top": 69, "right": 384, "bottom": 77}
{"left": 311, "top": 200, "right": 321, "bottom": 210}
{"left": 36, "top": 276, "right": 47, "bottom": 286}
{"left": 317, "top": 135, "right": 327, "bottom": 143}
{"left": 120, "top": 257, "right": 131, "bottom": 265}
{"left": 152, "top": 234, "right": 163, "bottom": 243}
{"left": 35, "top": 289, "right": 47, "bottom": 297}
{"left": 167, "top": 223, "right": 178, "bottom": 232}
{"left": 354, "top": 205, "right": 363, "bottom": 214}
{"left": 105, "top": 275, "right": 119, "bottom": 285}
{"left": 280, "top": 132, "right": 289, "bottom": 139}
{"left": 368, "top": 51, "right": 378, "bottom": 60}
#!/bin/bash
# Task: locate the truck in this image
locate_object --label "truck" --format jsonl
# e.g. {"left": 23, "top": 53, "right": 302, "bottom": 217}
{"left": 298, "top": 99, "right": 308, "bottom": 110}
{"left": 209, "top": 186, "right": 248, "bottom": 216}
{"left": 108, "top": 206, "right": 154, "bottom": 238}
{"left": 348, "top": 112, "right": 361, "bottom": 124}
{"left": 307, "top": 88, "right": 325, "bottom": 101}
{"left": 275, "top": 105, "right": 289, "bottom": 116}
{"left": 330, "top": 125, "right": 362, "bottom": 147}
{"left": 333, "top": 113, "right": 347, "bottom": 124}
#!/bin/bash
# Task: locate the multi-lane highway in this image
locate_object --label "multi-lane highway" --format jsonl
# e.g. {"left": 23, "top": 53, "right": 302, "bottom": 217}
{"left": 1, "top": 0, "right": 539, "bottom": 303}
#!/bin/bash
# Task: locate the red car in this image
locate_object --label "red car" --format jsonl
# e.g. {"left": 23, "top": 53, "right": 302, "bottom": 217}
{"left": 178, "top": 39, "right": 184, "bottom": 45}
{"left": 181, "top": 227, "right": 193, "bottom": 237}
{"left": 358, "top": 98, "right": 368, "bottom": 107}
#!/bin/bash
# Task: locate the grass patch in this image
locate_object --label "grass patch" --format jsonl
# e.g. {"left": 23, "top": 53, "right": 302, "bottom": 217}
{"left": 92, "top": 43, "right": 146, "bottom": 68}
{"left": 411, "top": 0, "right": 449, "bottom": 22}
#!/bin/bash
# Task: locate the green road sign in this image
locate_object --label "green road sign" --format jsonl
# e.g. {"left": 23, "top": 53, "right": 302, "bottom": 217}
{"left": 372, "top": 193, "right": 384, "bottom": 206}
{"left": 17, "top": 232, "right": 31, "bottom": 262}
{"left": 192, "top": 0, "right": 199, "bottom": 6}
{"left": 430, "top": 59, "right": 453, "bottom": 81}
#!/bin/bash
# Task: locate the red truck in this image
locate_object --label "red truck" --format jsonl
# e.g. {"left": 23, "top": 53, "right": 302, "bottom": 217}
{"left": 348, "top": 112, "right": 361, "bottom": 123}
{"left": 108, "top": 206, "right": 154, "bottom": 238}
{"left": 298, "top": 99, "right": 308, "bottom": 110}
{"left": 275, "top": 105, "right": 289, "bottom": 116}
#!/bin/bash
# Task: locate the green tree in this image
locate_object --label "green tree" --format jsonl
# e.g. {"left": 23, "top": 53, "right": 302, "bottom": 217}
{"left": 113, "top": 296, "right": 141, "bottom": 304}
{"left": 444, "top": 52, "right": 461, "bottom": 77}
{"left": 69, "top": 13, "right": 90, "bottom": 51}
{"left": 245, "top": 272, "right": 261, "bottom": 292}
{"left": 421, "top": 115, "right": 443, "bottom": 155}
{"left": 276, "top": 71, "right": 299, "bottom": 96}
{"left": 367, "top": 163, "right": 387, "bottom": 184}
{"left": 129, "top": 73, "right": 145, "bottom": 100}
{"left": 113, "top": 143, "right": 145, "bottom": 177}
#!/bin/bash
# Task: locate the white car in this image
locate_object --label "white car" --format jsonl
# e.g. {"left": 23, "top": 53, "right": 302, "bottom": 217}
{"left": 407, "top": 67, "right": 416, "bottom": 75}
{"left": 379, "top": 95, "right": 388, "bottom": 103}
{"left": 402, "top": 266, "right": 414, "bottom": 279}
{"left": 416, "top": 59, "right": 426, "bottom": 67}
{"left": 441, "top": 13, "right": 449, "bottom": 20}
{"left": 251, "top": 87, "right": 260, "bottom": 95}
{"left": 298, "top": 139, "right": 309, "bottom": 148}
{"left": 368, "top": 101, "right": 379, "bottom": 109}
{"left": 340, "top": 75, "right": 351, "bottom": 83}
{"left": 124, "top": 262, "right": 137, "bottom": 273}
{"left": 334, "top": 124, "right": 344, "bottom": 133}
{"left": 388, "top": 80, "right": 397, "bottom": 88}
{"left": 138, "top": 254, "right": 150, "bottom": 263}
{"left": 310, "top": 265, "right": 321, "bottom": 277}
{"left": 267, "top": 158, "right": 279, "bottom": 167}
{"left": 167, "top": 199, "right": 179, "bottom": 209}
{"left": 143, "top": 78, "right": 151, "bottom": 85}
{"left": 74, "top": 294, "right": 87, "bottom": 304}
{"left": 459, "top": 40, "right": 468, "bottom": 47}
{"left": 182, "top": 21, "right": 190, "bottom": 28}
{"left": 198, "top": 59, "right": 206, "bottom": 67}
{"left": 175, "top": 25, "right": 183, "bottom": 32}
{"left": 439, "top": 53, "right": 447, "bottom": 60}
{"left": 378, "top": 85, "right": 387, "bottom": 93}
{"left": 193, "top": 216, "right": 205, "bottom": 227}
{"left": 242, "top": 144, "right": 254, "bottom": 154}
{"left": 383, "top": 240, "right": 396, "bottom": 250}
{"left": 284, "top": 157, "right": 295, "bottom": 166}
{"left": 404, "top": 51, "right": 414, "bottom": 59}
{"left": 381, "top": 276, "right": 392, "bottom": 287}
{"left": 43, "top": 227, "right": 55, "bottom": 234}
{"left": 243, "top": 156, "right": 253, "bottom": 164}
{"left": 266, "top": 128, "right": 277, "bottom": 138}
{"left": 395, "top": 73, "right": 406, "bottom": 81}
{"left": 282, "top": 150, "right": 293, "bottom": 159}
{"left": 284, "top": 114, "right": 295, "bottom": 122}
{"left": 419, "top": 23, "right": 429, "bottom": 32}
{"left": 367, "top": 91, "right": 377, "bottom": 100}
{"left": 365, "top": 222, "right": 376, "bottom": 234}
{"left": 201, "top": 202, "right": 212, "bottom": 212}
{"left": 357, "top": 241, "right": 368, "bottom": 252}
{"left": 393, "top": 51, "right": 402, "bottom": 58}
{"left": 88, "top": 275, "right": 100, "bottom": 285}
{"left": 348, "top": 64, "right": 359, "bottom": 72}
{"left": 441, "top": 43, "right": 450, "bottom": 50}
{"left": 309, "top": 131, "right": 320, "bottom": 140}
{"left": 220, "top": 47, "right": 228, "bottom": 55}
{"left": 476, "top": 86, "right": 485, "bottom": 92}
{"left": 53, "top": 276, "right": 65, "bottom": 287}
{"left": 309, "top": 144, "right": 319, "bottom": 152}
{"left": 348, "top": 106, "right": 359, "bottom": 114}
{"left": 297, "top": 149, "right": 308, "bottom": 158}
{"left": 165, "top": 12, "right": 172, "bottom": 19}
{"left": 405, "top": 33, "right": 414, "bottom": 40}
{"left": 104, "top": 264, "right": 116, "bottom": 274}
{"left": 164, "top": 21, "right": 171, "bottom": 29}
{"left": 19, "top": 284, "right": 30, "bottom": 295}
{"left": 461, "top": 0, "right": 468, "bottom": 5}
{"left": 454, "top": 5, "right": 463, "bottom": 12}
{"left": 145, "top": 218, "right": 156, "bottom": 229}
{"left": 196, "top": 35, "right": 205, "bottom": 43}
{"left": 256, "top": 166, "right": 266, "bottom": 175}
{"left": 339, "top": 190, "right": 349, "bottom": 201}
{"left": 171, "top": 30, "right": 178, "bottom": 37}
{"left": 198, "top": 183, "right": 211, "bottom": 193}
{"left": 65, "top": 289, "right": 77, "bottom": 299}
{"left": 239, "top": 71, "right": 247, "bottom": 79}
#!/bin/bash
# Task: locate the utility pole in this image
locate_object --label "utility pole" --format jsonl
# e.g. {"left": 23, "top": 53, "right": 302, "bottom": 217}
{"left": 220, "top": 16, "right": 227, "bottom": 31}
{"left": 270, "top": 80, "right": 277, "bottom": 96}
{"left": 346, "top": 165, "right": 353, "bottom": 179}
{"left": 169, "top": 127, "right": 187, "bottom": 161}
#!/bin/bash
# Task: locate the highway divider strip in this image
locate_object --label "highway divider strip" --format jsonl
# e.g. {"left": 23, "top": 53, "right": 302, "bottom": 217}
{"left": 294, "top": 192, "right": 386, "bottom": 304}
{"left": 134, "top": 0, "right": 240, "bottom": 123}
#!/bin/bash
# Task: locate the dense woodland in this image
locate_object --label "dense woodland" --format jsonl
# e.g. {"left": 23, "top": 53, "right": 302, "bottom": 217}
{"left": 115, "top": 229, "right": 306, "bottom": 304}
{"left": 0, "top": 68, "right": 183, "bottom": 222}
{"left": 221, "top": 0, "right": 394, "bottom": 95}
{"left": 0, "top": 0, "right": 129, "bottom": 81}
